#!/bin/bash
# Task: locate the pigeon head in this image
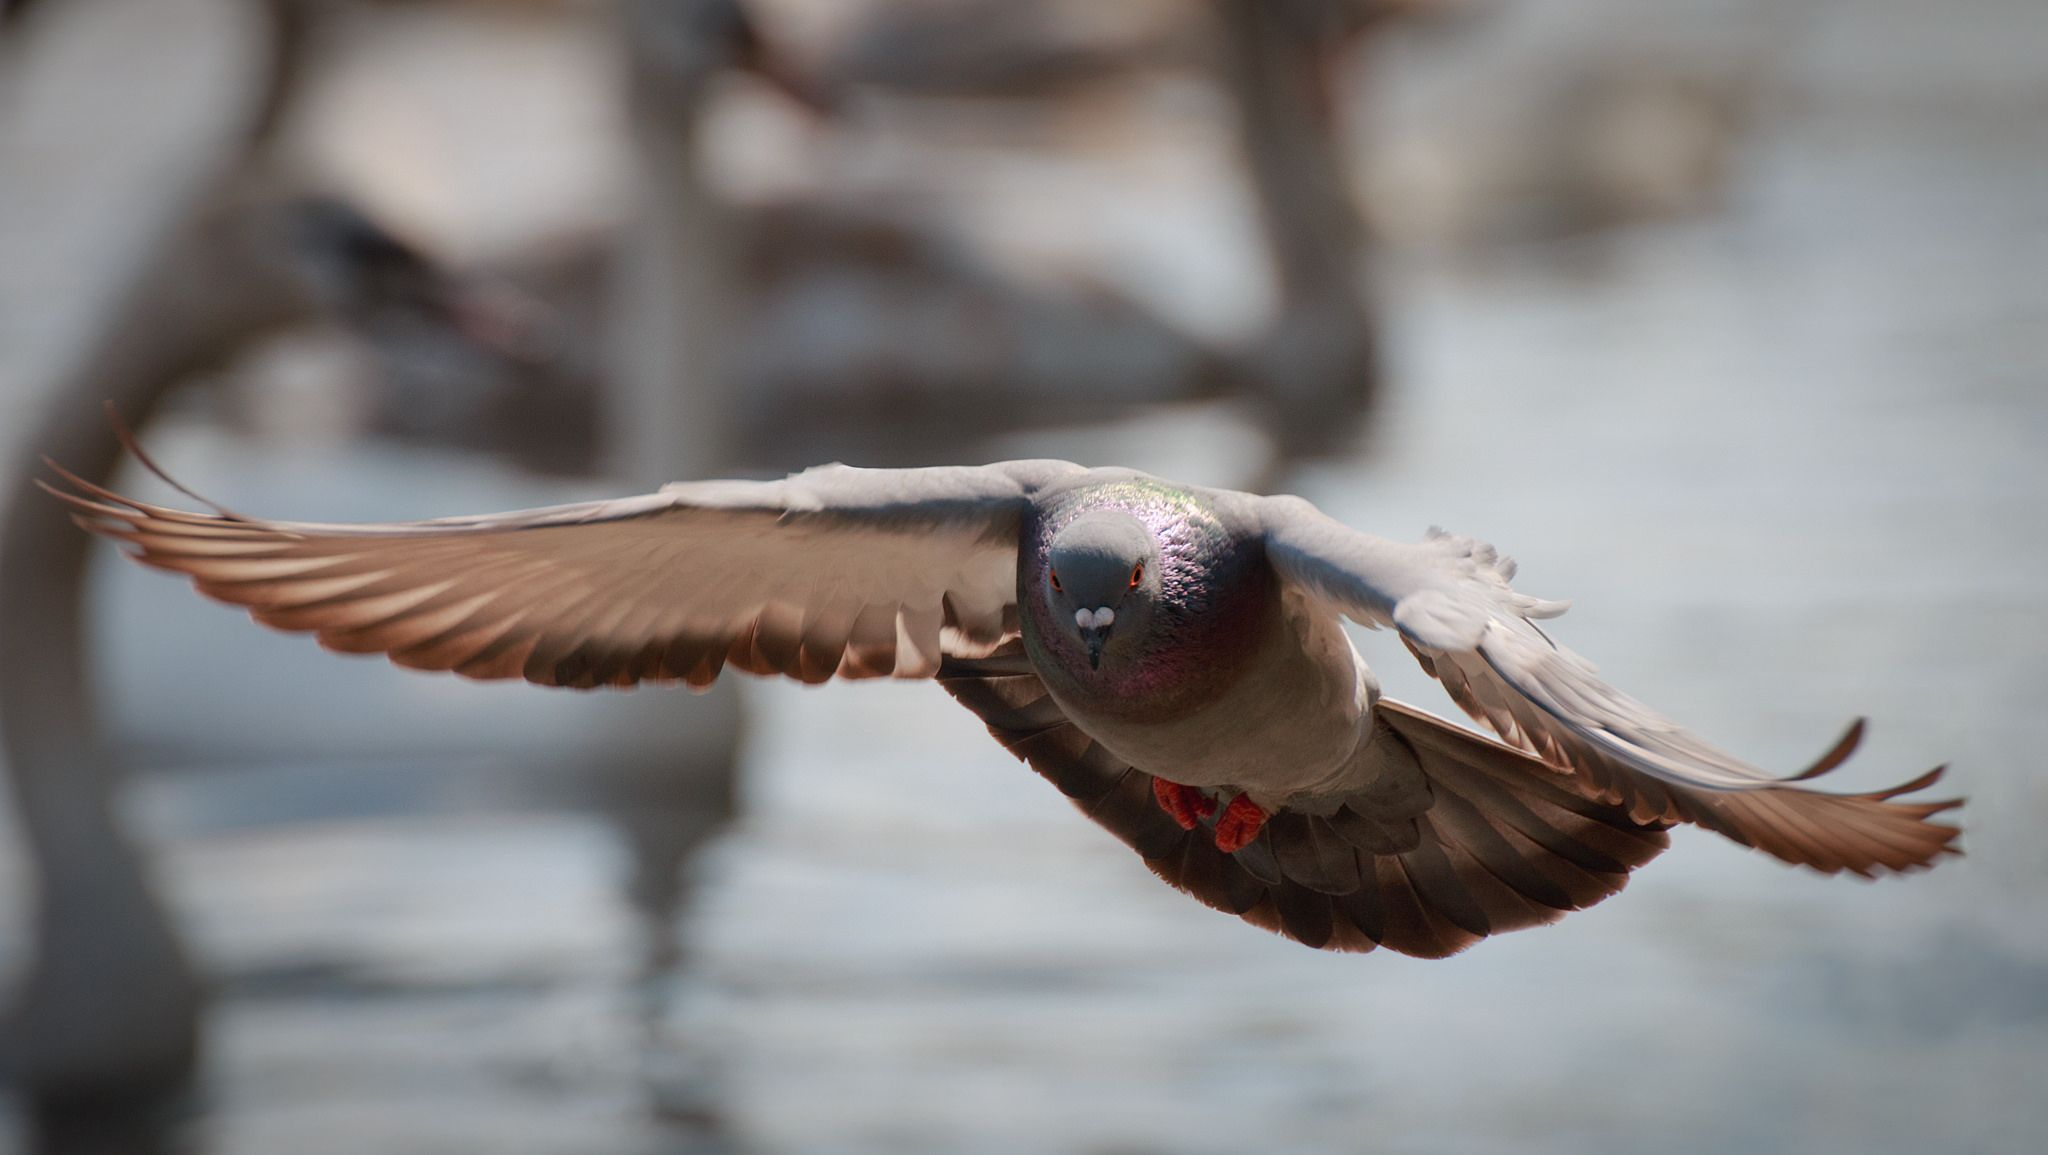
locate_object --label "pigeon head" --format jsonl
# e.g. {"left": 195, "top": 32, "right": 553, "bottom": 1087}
{"left": 1045, "top": 510, "right": 1160, "bottom": 669}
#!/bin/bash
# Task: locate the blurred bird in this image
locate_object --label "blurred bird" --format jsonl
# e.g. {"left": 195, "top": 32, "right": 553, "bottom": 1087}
{"left": 48, "top": 449, "right": 1962, "bottom": 957}
{"left": 259, "top": 191, "right": 1239, "bottom": 476}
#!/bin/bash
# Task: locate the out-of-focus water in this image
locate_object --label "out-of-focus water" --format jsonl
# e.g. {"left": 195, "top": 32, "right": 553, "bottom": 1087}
{"left": 3, "top": 0, "right": 2045, "bottom": 1152}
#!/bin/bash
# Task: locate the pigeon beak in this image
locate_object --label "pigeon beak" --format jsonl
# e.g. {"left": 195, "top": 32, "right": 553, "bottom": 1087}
{"left": 1074, "top": 606, "right": 1114, "bottom": 669}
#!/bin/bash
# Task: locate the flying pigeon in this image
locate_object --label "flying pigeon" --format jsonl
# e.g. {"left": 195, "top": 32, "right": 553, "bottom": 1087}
{"left": 45, "top": 452, "right": 1962, "bottom": 957}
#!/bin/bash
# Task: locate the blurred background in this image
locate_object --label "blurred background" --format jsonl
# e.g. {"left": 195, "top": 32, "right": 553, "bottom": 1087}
{"left": 0, "top": 0, "right": 2043, "bottom": 1152}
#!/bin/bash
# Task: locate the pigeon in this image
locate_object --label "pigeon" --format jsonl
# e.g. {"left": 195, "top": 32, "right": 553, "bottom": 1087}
{"left": 45, "top": 452, "right": 1962, "bottom": 957}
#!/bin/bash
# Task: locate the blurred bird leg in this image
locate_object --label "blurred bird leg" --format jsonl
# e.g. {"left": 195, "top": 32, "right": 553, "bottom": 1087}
{"left": 1215, "top": 0, "right": 1382, "bottom": 469}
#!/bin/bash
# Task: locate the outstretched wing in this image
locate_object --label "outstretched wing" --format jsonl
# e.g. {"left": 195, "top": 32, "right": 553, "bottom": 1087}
{"left": 1259, "top": 494, "right": 1962, "bottom": 877}
{"left": 49, "top": 456, "right": 1084, "bottom": 688}
{"left": 942, "top": 644, "right": 1668, "bottom": 956}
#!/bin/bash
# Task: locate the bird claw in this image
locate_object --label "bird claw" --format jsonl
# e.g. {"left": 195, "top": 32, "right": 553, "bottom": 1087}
{"left": 1213, "top": 795, "right": 1269, "bottom": 854}
{"left": 1152, "top": 779, "right": 1217, "bottom": 830}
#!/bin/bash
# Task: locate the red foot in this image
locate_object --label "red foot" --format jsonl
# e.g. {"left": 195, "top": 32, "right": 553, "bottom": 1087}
{"left": 1213, "top": 795, "right": 1269, "bottom": 853}
{"left": 1152, "top": 779, "right": 1217, "bottom": 830}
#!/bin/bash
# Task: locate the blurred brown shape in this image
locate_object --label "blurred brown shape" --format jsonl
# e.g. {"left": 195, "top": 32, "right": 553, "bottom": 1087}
{"left": 1213, "top": 0, "right": 1382, "bottom": 464}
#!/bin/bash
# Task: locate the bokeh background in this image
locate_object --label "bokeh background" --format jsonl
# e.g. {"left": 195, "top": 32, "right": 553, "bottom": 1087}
{"left": 1, "top": 0, "right": 2044, "bottom": 1152}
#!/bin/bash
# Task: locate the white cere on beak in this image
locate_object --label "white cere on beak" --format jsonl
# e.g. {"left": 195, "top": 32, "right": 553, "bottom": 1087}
{"left": 1074, "top": 607, "right": 1115, "bottom": 629}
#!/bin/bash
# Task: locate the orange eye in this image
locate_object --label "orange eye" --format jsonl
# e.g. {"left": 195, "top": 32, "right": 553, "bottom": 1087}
{"left": 1129, "top": 563, "right": 1144, "bottom": 588}
{"left": 1050, "top": 569, "right": 1063, "bottom": 592}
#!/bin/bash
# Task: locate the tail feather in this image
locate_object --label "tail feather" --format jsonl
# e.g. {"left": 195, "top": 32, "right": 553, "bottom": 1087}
{"left": 941, "top": 644, "right": 1669, "bottom": 957}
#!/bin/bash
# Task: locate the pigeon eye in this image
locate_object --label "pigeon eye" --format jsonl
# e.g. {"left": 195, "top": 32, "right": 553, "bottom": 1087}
{"left": 1049, "top": 569, "right": 1062, "bottom": 592}
{"left": 1129, "top": 563, "right": 1144, "bottom": 588}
